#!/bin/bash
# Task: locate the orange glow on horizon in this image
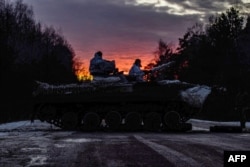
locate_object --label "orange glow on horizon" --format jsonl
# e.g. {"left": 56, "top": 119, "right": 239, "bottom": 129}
{"left": 74, "top": 52, "right": 155, "bottom": 80}
{"left": 71, "top": 40, "right": 179, "bottom": 80}
{"left": 76, "top": 70, "right": 93, "bottom": 81}
{"left": 73, "top": 57, "right": 93, "bottom": 81}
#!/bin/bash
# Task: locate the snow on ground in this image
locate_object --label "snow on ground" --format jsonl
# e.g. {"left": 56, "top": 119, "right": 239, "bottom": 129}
{"left": 188, "top": 119, "right": 250, "bottom": 131}
{"left": 0, "top": 120, "right": 72, "bottom": 167}
{"left": 0, "top": 120, "right": 59, "bottom": 131}
{"left": 0, "top": 119, "right": 249, "bottom": 132}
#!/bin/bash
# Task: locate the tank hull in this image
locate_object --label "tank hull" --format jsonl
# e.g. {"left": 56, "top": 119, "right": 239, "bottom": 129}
{"left": 32, "top": 81, "right": 209, "bottom": 131}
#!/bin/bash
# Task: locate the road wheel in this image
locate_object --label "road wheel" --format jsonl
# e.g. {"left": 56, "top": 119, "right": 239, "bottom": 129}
{"left": 61, "top": 112, "right": 78, "bottom": 130}
{"left": 179, "top": 123, "right": 192, "bottom": 132}
{"left": 125, "top": 112, "right": 142, "bottom": 131}
{"left": 105, "top": 111, "right": 122, "bottom": 130}
{"left": 144, "top": 112, "right": 161, "bottom": 131}
{"left": 163, "top": 111, "right": 181, "bottom": 131}
{"left": 37, "top": 105, "right": 57, "bottom": 123}
{"left": 83, "top": 112, "right": 101, "bottom": 131}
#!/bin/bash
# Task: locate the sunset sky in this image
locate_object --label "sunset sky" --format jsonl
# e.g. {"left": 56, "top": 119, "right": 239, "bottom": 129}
{"left": 21, "top": 0, "right": 250, "bottom": 73}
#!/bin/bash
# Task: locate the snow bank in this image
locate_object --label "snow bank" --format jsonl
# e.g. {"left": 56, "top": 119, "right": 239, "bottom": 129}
{"left": 0, "top": 119, "right": 249, "bottom": 132}
{"left": 0, "top": 120, "right": 58, "bottom": 132}
{"left": 189, "top": 119, "right": 245, "bottom": 126}
{"left": 189, "top": 119, "right": 250, "bottom": 131}
{"left": 0, "top": 120, "right": 32, "bottom": 130}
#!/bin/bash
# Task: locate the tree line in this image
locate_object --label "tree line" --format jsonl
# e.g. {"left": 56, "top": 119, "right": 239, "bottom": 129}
{"left": 0, "top": 0, "right": 77, "bottom": 85}
{"left": 151, "top": 7, "right": 250, "bottom": 93}
{"left": 0, "top": 0, "right": 78, "bottom": 122}
{"left": 148, "top": 7, "right": 250, "bottom": 120}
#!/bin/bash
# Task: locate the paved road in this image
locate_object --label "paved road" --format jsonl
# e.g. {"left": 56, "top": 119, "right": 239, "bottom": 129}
{"left": 0, "top": 120, "right": 250, "bottom": 167}
{"left": 48, "top": 132, "right": 250, "bottom": 167}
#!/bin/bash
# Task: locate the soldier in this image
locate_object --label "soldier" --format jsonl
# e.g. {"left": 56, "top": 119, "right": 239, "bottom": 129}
{"left": 89, "top": 51, "right": 116, "bottom": 76}
{"left": 89, "top": 51, "right": 128, "bottom": 83}
{"left": 129, "top": 59, "right": 145, "bottom": 82}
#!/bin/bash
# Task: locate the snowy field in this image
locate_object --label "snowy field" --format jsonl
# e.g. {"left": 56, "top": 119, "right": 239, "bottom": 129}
{"left": 0, "top": 120, "right": 250, "bottom": 167}
{"left": 0, "top": 119, "right": 249, "bottom": 133}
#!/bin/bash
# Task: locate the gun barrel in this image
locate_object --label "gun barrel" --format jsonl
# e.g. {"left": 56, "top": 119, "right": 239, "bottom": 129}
{"left": 151, "top": 61, "right": 175, "bottom": 72}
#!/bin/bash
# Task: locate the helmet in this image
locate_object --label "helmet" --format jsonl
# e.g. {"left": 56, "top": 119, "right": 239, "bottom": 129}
{"left": 134, "top": 59, "right": 141, "bottom": 67}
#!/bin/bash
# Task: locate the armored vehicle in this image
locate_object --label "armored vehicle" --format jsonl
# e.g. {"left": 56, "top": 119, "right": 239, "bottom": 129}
{"left": 32, "top": 77, "right": 211, "bottom": 132}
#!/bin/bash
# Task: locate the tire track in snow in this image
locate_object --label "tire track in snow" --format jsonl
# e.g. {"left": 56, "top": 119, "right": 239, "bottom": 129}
{"left": 134, "top": 135, "right": 201, "bottom": 167}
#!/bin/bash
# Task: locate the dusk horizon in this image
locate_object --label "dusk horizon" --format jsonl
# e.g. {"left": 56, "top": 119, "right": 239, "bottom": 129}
{"left": 20, "top": 0, "right": 250, "bottom": 73}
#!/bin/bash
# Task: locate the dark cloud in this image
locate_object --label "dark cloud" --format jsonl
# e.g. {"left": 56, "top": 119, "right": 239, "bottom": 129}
{"left": 21, "top": 0, "right": 238, "bottom": 70}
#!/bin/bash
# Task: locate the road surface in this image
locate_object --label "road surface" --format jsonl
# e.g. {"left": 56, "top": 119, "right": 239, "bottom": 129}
{"left": 0, "top": 120, "right": 250, "bottom": 167}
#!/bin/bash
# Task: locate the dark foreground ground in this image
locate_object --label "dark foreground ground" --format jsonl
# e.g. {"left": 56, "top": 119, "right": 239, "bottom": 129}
{"left": 0, "top": 120, "right": 250, "bottom": 167}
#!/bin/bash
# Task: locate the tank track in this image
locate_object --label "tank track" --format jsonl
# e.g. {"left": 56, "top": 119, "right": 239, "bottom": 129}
{"left": 34, "top": 102, "right": 195, "bottom": 132}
